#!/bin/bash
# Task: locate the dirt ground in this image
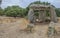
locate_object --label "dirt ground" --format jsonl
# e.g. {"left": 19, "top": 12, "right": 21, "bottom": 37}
{"left": 0, "top": 17, "right": 60, "bottom": 38}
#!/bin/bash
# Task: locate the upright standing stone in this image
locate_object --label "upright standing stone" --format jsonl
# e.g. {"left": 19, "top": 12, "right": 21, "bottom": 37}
{"left": 39, "top": 10, "right": 46, "bottom": 22}
{"left": 43, "top": 10, "right": 46, "bottom": 21}
{"left": 28, "top": 8, "right": 34, "bottom": 23}
{"left": 39, "top": 11, "right": 43, "bottom": 21}
{"left": 48, "top": 22, "right": 55, "bottom": 38}
{"left": 50, "top": 6, "right": 57, "bottom": 23}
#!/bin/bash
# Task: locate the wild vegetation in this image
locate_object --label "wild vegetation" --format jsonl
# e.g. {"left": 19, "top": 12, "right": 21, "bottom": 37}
{"left": 0, "top": 1, "right": 60, "bottom": 17}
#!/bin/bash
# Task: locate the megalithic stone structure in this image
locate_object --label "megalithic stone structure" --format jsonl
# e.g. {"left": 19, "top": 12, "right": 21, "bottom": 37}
{"left": 48, "top": 22, "right": 55, "bottom": 38}
{"left": 28, "top": 4, "right": 57, "bottom": 23}
{"left": 28, "top": 8, "right": 34, "bottom": 23}
{"left": 39, "top": 10, "right": 46, "bottom": 21}
{"left": 50, "top": 6, "right": 57, "bottom": 23}
{"left": 39, "top": 11, "right": 43, "bottom": 21}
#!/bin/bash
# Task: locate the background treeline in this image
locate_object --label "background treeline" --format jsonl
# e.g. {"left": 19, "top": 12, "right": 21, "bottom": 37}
{"left": 0, "top": 1, "right": 60, "bottom": 17}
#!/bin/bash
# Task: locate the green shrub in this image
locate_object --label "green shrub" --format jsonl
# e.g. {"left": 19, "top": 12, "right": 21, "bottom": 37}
{"left": 4, "top": 6, "right": 27, "bottom": 17}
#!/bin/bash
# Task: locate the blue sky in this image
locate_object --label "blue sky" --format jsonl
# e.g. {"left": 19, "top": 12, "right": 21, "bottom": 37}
{"left": 1, "top": 0, "right": 60, "bottom": 8}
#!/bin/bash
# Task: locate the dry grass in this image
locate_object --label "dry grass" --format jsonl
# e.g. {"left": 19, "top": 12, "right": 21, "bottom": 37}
{"left": 0, "top": 17, "right": 60, "bottom": 38}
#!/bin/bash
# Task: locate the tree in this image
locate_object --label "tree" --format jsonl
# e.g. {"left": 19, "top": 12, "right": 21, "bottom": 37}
{"left": 0, "top": 8, "right": 4, "bottom": 16}
{"left": 4, "top": 6, "right": 27, "bottom": 17}
{"left": 27, "top": 1, "right": 51, "bottom": 8}
{"left": 55, "top": 8, "right": 60, "bottom": 17}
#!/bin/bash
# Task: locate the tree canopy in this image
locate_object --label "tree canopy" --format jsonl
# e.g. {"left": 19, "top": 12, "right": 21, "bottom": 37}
{"left": 55, "top": 8, "right": 60, "bottom": 17}
{"left": 0, "top": 8, "right": 4, "bottom": 16}
{"left": 27, "top": 1, "right": 55, "bottom": 10}
{"left": 4, "top": 6, "right": 27, "bottom": 17}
